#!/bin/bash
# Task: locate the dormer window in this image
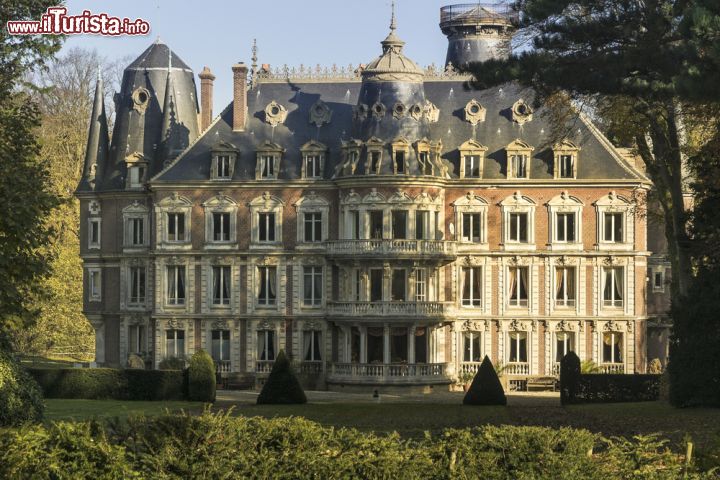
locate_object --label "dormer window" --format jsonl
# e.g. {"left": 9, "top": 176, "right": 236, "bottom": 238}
{"left": 370, "top": 152, "right": 381, "bottom": 174}
{"left": 395, "top": 151, "right": 405, "bottom": 174}
{"left": 300, "top": 140, "right": 327, "bottom": 179}
{"left": 391, "top": 138, "right": 410, "bottom": 175}
{"left": 210, "top": 142, "right": 238, "bottom": 181}
{"left": 255, "top": 140, "right": 284, "bottom": 180}
{"left": 341, "top": 140, "right": 363, "bottom": 176}
{"left": 458, "top": 139, "right": 488, "bottom": 179}
{"left": 129, "top": 166, "right": 145, "bottom": 188}
{"left": 415, "top": 138, "right": 438, "bottom": 176}
{"left": 124, "top": 152, "right": 149, "bottom": 189}
{"left": 506, "top": 139, "right": 534, "bottom": 180}
{"left": 553, "top": 140, "right": 580, "bottom": 179}
{"left": 217, "top": 156, "right": 232, "bottom": 179}
{"left": 366, "top": 137, "right": 384, "bottom": 175}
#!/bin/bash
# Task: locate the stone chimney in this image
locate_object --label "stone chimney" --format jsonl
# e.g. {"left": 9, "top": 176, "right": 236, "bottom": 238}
{"left": 198, "top": 66, "right": 215, "bottom": 132}
{"left": 232, "top": 62, "right": 248, "bottom": 132}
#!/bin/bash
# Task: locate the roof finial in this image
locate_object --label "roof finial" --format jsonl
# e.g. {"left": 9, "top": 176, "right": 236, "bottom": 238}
{"left": 97, "top": 64, "right": 102, "bottom": 82}
{"left": 251, "top": 38, "right": 258, "bottom": 72}
{"left": 167, "top": 45, "right": 172, "bottom": 71}
{"left": 390, "top": 1, "right": 397, "bottom": 32}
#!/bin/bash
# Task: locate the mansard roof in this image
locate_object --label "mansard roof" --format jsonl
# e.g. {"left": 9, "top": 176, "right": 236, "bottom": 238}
{"left": 152, "top": 80, "right": 646, "bottom": 184}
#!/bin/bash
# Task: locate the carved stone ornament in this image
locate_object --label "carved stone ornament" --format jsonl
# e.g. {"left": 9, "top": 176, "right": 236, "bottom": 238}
{"left": 131, "top": 87, "right": 151, "bottom": 114}
{"left": 212, "top": 320, "right": 229, "bottom": 330}
{"left": 343, "top": 189, "right": 361, "bottom": 204}
{"left": 463, "top": 256, "right": 482, "bottom": 267}
{"left": 167, "top": 318, "right": 185, "bottom": 330}
{"left": 128, "top": 313, "right": 144, "bottom": 325}
{"left": 463, "top": 320, "right": 483, "bottom": 331}
{"left": 508, "top": 255, "right": 529, "bottom": 266}
{"left": 555, "top": 319, "right": 577, "bottom": 332}
{"left": 511, "top": 99, "right": 533, "bottom": 125}
{"left": 309, "top": 100, "right": 332, "bottom": 127}
{"left": 556, "top": 255, "right": 578, "bottom": 266}
{"left": 603, "top": 256, "right": 621, "bottom": 266}
{"left": 627, "top": 320, "right": 634, "bottom": 332}
{"left": 392, "top": 102, "right": 407, "bottom": 119}
{"left": 258, "top": 320, "right": 273, "bottom": 330}
{"left": 410, "top": 103, "right": 423, "bottom": 121}
{"left": 354, "top": 104, "right": 369, "bottom": 121}
{"left": 257, "top": 256, "right": 279, "bottom": 266}
{"left": 371, "top": 102, "right": 386, "bottom": 119}
{"left": 305, "top": 320, "right": 319, "bottom": 331}
{"left": 89, "top": 200, "right": 101, "bottom": 215}
{"left": 424, "top": 101, "right": 440, "bottom": 123}
{"left": 509, "top": 319, "right": 527, "bottom": 331}
{"left": 264, "top": 101, "right": 288, "bottom": 126}
{"left": 604, "top": 320, "right": 619, "bottom": 332}
{"left": 464, "top": 99, "right": 487, "bottom": 125}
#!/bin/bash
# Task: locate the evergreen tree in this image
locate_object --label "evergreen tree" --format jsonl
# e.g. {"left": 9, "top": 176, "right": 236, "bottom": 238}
{"left": 257, "top": 351, "right": 307, "bottom": 405}
{"left": 463, "top": 356, "right": 507, "bottom": 406}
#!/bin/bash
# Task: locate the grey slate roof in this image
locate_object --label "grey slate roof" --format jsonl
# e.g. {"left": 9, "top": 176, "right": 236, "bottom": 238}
{"left": 153, "top": 80, "right": 644, "bottom": 184}
{"left": 127, "top": 41, "right": 192, "bottom": 71}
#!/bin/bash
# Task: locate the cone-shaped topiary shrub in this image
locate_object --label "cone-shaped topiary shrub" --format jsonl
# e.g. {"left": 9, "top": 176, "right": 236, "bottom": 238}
{"left": 188, "top": 350, "right": 216, "bottom": 402}
{"left": 463, "top": 355, "right": 507, "bottom": 405}
{"left": 560, "top": 351, "right": 581, "bottom": 405}
{"left": 257, "top": 350, "right": 307, "bottom": 404}
{"left": 0, "top": 349, "right": 44, "bottom": 426}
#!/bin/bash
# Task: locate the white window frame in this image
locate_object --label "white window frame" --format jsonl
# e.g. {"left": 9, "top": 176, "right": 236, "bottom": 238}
{"left": 165, "top": 265, "right": 187, "bottom": 307}
{"left": 122, "top": 202, "right": 149, "bottom": 250}
{"left": 257, "top": 330, "right": 277, "bottom": 361}
{"left": 506, "top": 139, "right": 534, "bottom": 180}
{"left": 553, "top": 266, "right": 577, "bottom": 308}
{"left": 203, "top": 194, "right": 238, "bottom": 248}
{"left": 463, "top": 331, "right": 483, "bottom": 363}
{"left": 460, "top": 266, "right": 482, "bottom": 307}
{"left": 88, "top": 267, "right": 101, "bottom": 302}
{"left": 210, "top": 329, "right": 231, "bottom": 361}
{"left": 452, "top": 192, "right": 488, "bottom": 249}
{"left": 547, "top": 192, "right": 583, "bottom": 251}
{"left": 128, "top": 265, "right": 147, "bottom": 306}
{"left": 300, "top": 140, "right": 327, "bottom": 179}
{"left": 255, "top": 140, "right": 284, "bottom": 180}
{"left": 601, "top": 331, "right": 624, "bottom": 364}
{"left": 458, "top": 139, "right": 488, "bottom": 179}
{"left": 128, "top": 324, "right": 147, "bottom": 355}
{"left": 302, "top": 330, "right": 323, "bottom": 362}
{"left": 303, "top": 266, "right": 323, "bottom": 307}
{"left": 500, "top": 191, "right": 536, "bottom": 251}
{"left": 553, "top": 331, "right": 576, "bottom": 363}
{"left": 553, "top": 140, "right": 580, "bottom": 179}
{"left": 415, "top": 268, "right": 427, "bottom": 302}
{"left": 211, "top": 265, "right": 232, "bottom": 307}
{"left": 365, "top": 137, "right": 384, "bottom": 175}
{"left": 507, "top": 266, "right": 530, "bottom": 308}
{"left": 88, "top": 218, "right": 101, "bottom": 250}
{"left": 165, "top": 329, "right": 186, "bottom": 359}
{"left": 507, "top": 331, "right": 529, "bottom": 363}
{"left": 249, "top": 193, "right": 284, "bottom": 247}
{"left": 602, "top": 266, "right": 625, "bottom": 309}
{"left": 127, "top": 165, "right": 146, "bottom": 189}
{"left": 155, "top": 194, "right": 193, "bottom": 250}
{"left": 595, "top": 192, "right": 633, "bottom": 251}
{"left": 295, "top": 193, "right": 329, "bottom": 245}
{"left": 257, "top": 266, "right": 278, "bottom": 307}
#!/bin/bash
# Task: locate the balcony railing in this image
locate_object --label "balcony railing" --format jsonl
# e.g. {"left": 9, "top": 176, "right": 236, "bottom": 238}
{"left": 328, "top": 301, "right": 451, "bottom": 317}
{"left": 459, "top": 361, "right": 483, "bottom": 376}
{"left": 505, "top": 362, "right": 530, "bottom": 376}
{"left": 599, "top": 363, "right": 625, "bottom": 374}
{"left": 298, "top": 361, "right": 323, "bottom": 375}
{"left": 255, "top": 360, "right": 274, "bottom": 373}
{"left": 215, "top": 360, "right": 231, "bottom": 374}
{"left": 327, "top": 240, "right": 457, "bottom": 258}
{"left": 328, "top": 363, "right": 447, "bottom": 381}
{"left": 440, "top": 3, "right": 518, "bottom": 25}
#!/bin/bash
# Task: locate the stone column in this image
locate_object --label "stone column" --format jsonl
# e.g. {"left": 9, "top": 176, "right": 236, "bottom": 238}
{"left": 408, "top": 326, "right": 416, "bottom": 364}
{"left": 383, "top": 324, "right": 391, "bottom": 364}
{"left": 90, "top": 319, "right": 105, "bottom": 365}
{"left": 360, "top": 326, "right": 367, "bottom": 363}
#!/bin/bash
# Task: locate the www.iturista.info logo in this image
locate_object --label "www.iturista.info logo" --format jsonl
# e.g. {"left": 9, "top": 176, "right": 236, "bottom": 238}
{"left": 6, "top": 6, "right": 150, "bottom": 36}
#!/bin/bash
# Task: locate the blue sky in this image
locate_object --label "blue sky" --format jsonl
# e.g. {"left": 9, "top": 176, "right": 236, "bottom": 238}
{"left": 63, "top": 0, "right": 468, "bottom": 111}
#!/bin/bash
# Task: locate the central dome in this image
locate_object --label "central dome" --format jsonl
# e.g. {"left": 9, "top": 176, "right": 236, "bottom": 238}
{"left": 362, "top": 14, "right": 424, "bottom": 83}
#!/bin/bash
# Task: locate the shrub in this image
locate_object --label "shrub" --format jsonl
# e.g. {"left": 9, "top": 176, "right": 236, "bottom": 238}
{"left": 29, "top": 368, "right": 186, "bottom": 401}
{"left": 0, "top": 350, "right": 43, "bottom": 426}
{"left": 126, "top": 354, "right": 145, "bottom": 369}
{"left": 158, "top": 356, "right": 185, "bottom": 370}
{"left": 648, "top": 358, "right": 663, "bottom": 374}
{"left": 187, "top": 350, "right": 215, "bottom": 402}
{"left": 257, "top": 350, "right": 307, "bottom": 404}
{"left": 574, "top": 374, "right": 661, "bottom": 403}
{"left": 560, "top": 352, "right": 582, "bottom": 405}
{"left": 463, "top": 355, "right": 507, "bottom": 406}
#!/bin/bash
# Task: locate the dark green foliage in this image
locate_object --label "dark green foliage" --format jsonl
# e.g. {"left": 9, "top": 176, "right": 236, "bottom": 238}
{"left": 463, "top": 355, "right": 506, "bottom": 406}
{"left": 158, "top": 356, "right": 185, "bottom": 370}
{"left": 573, "top": 375, "right": 661, "bottom": 404}
{"left": 0, "top": 411, "right": 715, "bottom": 479}
{"left": 0, "top": 350, "right": 43, "bottom": 426}
{"left": 257, "top": 350, "right": 307, "bottom": 405}
{"left": 28, "top": 368, "right": 186, "bottom": 401}
{"left": 560, "top": 351, "right": 581, "bottom": 405}
{"left": 187, "top": 350, "right": 215, "bottom": 403}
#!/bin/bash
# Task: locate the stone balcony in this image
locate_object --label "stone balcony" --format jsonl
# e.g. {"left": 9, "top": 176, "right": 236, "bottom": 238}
{"left": 327, "top": 301, "right": 452, "bottom": 319}
{"left": 327, "top": 362, "right": 450, "bottom": 385}
{"left": 326, "top": 239, "right": 457, "bottom": 261}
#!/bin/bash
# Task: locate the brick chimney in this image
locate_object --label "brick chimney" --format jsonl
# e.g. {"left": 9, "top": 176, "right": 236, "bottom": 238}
{"left": 198, "top": 66, "right": 215, "bottom": 132}
{"left": 232, "top": 62, "right": 248, "bottom": 132}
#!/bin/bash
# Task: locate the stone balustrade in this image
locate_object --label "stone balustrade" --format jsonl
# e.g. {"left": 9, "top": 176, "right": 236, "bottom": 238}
{"left": 599, "top": 363, "right": 625, "bottom": 374}
{"left": 505, "top": 362, "right": 530, "bottom": 376}
{"left": 328, "top": 362, "right": 447, "bottom": 382}
{"left": 326, "top": 239, "right": 456, "bottom": 258}
{"left": 328, "top": 301, "right": 450, "bottom": 317}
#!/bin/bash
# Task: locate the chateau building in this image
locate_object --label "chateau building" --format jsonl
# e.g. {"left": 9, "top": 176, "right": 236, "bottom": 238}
{"left": 77, "top": 4, "right": 659, "bottom": 391}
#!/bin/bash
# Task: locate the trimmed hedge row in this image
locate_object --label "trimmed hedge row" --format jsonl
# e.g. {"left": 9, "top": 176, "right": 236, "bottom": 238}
{"left": 28, "top": 368, "right": 186, "bottom": 401}
{"left": 0, "top": 411, "right": 713, "bottom": 479}
{"left": 561, "top": 353, "right": 661, "bottom": 404}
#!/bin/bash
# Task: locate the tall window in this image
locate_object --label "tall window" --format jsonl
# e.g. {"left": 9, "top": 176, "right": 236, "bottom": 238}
{"left": 415, "top": 268, "right": 427, "bottom": 301}
{"left": 602, "top": 332, "right": 623, "bottom": 363}
{"left": 555, "top": 332, "right": 574, "bottom": 362}
{"left": 167, "top": 213, "right": 185, "bottom": 242}
{"left": 216, "top": 155, "right": 231, "bottom": 179}
{"left": 303, "top": 330, "right": 322, "bottom": 361}
{"left": 511, "top": 154, "right": 527, "bottom": 178}
{"left": 556, "top": 213, "right": 576, "bottom": 242}
{"left": 211, "top": 330, "right": 230, "bottom": 361}
{"left": 508, "top": 213, "right": 529, "bottom": 243}
{"left": 508, "top": 331, "right": 528, "bottom": 363}
{"left": 349, "top": 210, "right": 360, "bottom": 239}
{"left": 304, "top": 212, "right": 322, "bottom": 243}
{"left": 212, "top": 266, "right": 231, "bottom": 306}
{"left": 89, "top": 269, "right": 101, "bottom": 300}
{"left": 352, "top": 269, "right": 362, "bottom": 301}
{"left": 129, "top": 266, "right": 146, "bottom": 304}
{"left": 555, "top": 267, "right": 576, "bottom": 307}
{"left": 166, "top": 266, "right": 186, "bottom": 305}
{"left": 258, "top": 266, "right": 277, "bottom": 306}
{"left": 604, "top": 212, "right": 624, "bottom": 242}
{"left": 129, "top": 165, "right": 145, "bottom": 188}
{"left": 420, "top": 152, "right": 432, "bottom": 175}
{"left": 128, "top": 325, "right": 146, "bottom": 354}
{"left": 416, "top": 210, "right": 429, "bottom": 240}
{"left": 463, "top": 331, "right": 482, "bottom": 362}
{"left": 166, "top": 329, "right": 185, "bottom": 358}
{"left": 559, "top": 154, "right": 573, "bottom": 178}
{"left": 603, "top": 267, "right": 624, "bottom": 307}
{"left": 462, "top": 213, "right": 481, "bottom": 243}
{"left": 370, "top": 151, "right": 381, "bottom": 174}
{"left": 129, "top": 218, "right": 144, "bottom": 245}
{"left": 260, "top": 155, "right": 275, "bottom": 179}
{"left": 258, "top": 330, "right": 275, "bottom": 361}
{"left": 303, "top": 266, "right": 323, "bottom": 306}
{"left": 392, "top": 211, "right": 407, "bottom": 239}
{"left": 508, "top": 267, "right": 529, "bottom": 307}
{"left": 89, "top": 219, "right": 100, "bottom": 248}
{"left": 370, "top": 269, "right": 383, "bottom": 302}
{"left": 461, "top": 267, "right": 482, "bottom": 307}
{"left": 213, "top": 212, "right": 231, "bottom": 242}
{"left": 369, "top": 211, "right": 383, "bottom": 239}
{"left": 394, "top": 151, "right": 405, "bottom": 174}
{"left": 464, "top": 155, "right": 480, "bottom": 177}
{"left": 391, "top": 269, "right": 406, "bottom": 301}
{"left": 258, "top": 213, "right": 276, "bottom": 242}
{"left": 305, "top": 155, "right": 322, "bottom": 178}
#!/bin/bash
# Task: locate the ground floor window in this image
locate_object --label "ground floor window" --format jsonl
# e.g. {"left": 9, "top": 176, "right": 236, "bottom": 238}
{"left": 258, "top": 330, "right": 276, "bottom": 361}
{"left": 390, "top": 327, "right": 407, "bottom": 363}
{"left": 463, "top": 331, "right": 482, "bottom": 362}
{"left": 367, "top": 327, "right": 384, "bottom": 363}
{"left": 508, "top": 331, "right": 528, "bottom": 363}
{"left": 415, "top": 327, "right": 428, "bottom": 363}
{"left": 128, "top": 325, "right": 146, "bottom": 354}
{"left": 350, "top": 327, "right": 361, "bottom": 363}
{"left": 303, "top": 330, "right": 322, "bottom": 361}
{"left": 165, "top": 329, "right": 185, "bottom": 358}
{"left": 555, "top": 331, "right": 575, "bottom": 362}
{"left": 602, "top": 332, "right": 623, "bottom": 363}
{"left": 211, "top": 329, "right": 230, "bottom": 361}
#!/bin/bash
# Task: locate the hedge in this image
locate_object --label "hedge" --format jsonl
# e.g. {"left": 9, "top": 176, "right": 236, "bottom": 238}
{"left": 0, "top": 411, "right": 714, "bottom": 479}
{"left": 187, "top": 350, "right": 216, "bottom": 402}
{"left": 561, "top": 370, "right": 661, "bottom": 404}
{"left": 0, "top": 351, "right": 44, "bottom": 427}
{"left": 28, "top": 368, "right": 188, "bottom": 401}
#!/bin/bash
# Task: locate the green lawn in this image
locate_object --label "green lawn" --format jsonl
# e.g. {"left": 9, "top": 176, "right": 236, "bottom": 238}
{"left": 45, "top": 399, "right": 205, "bottom": 421}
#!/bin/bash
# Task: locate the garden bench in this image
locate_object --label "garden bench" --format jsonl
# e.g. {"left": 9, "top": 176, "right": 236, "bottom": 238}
{"left": 526, "top": 376, "right": 558, "bottom": 392}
